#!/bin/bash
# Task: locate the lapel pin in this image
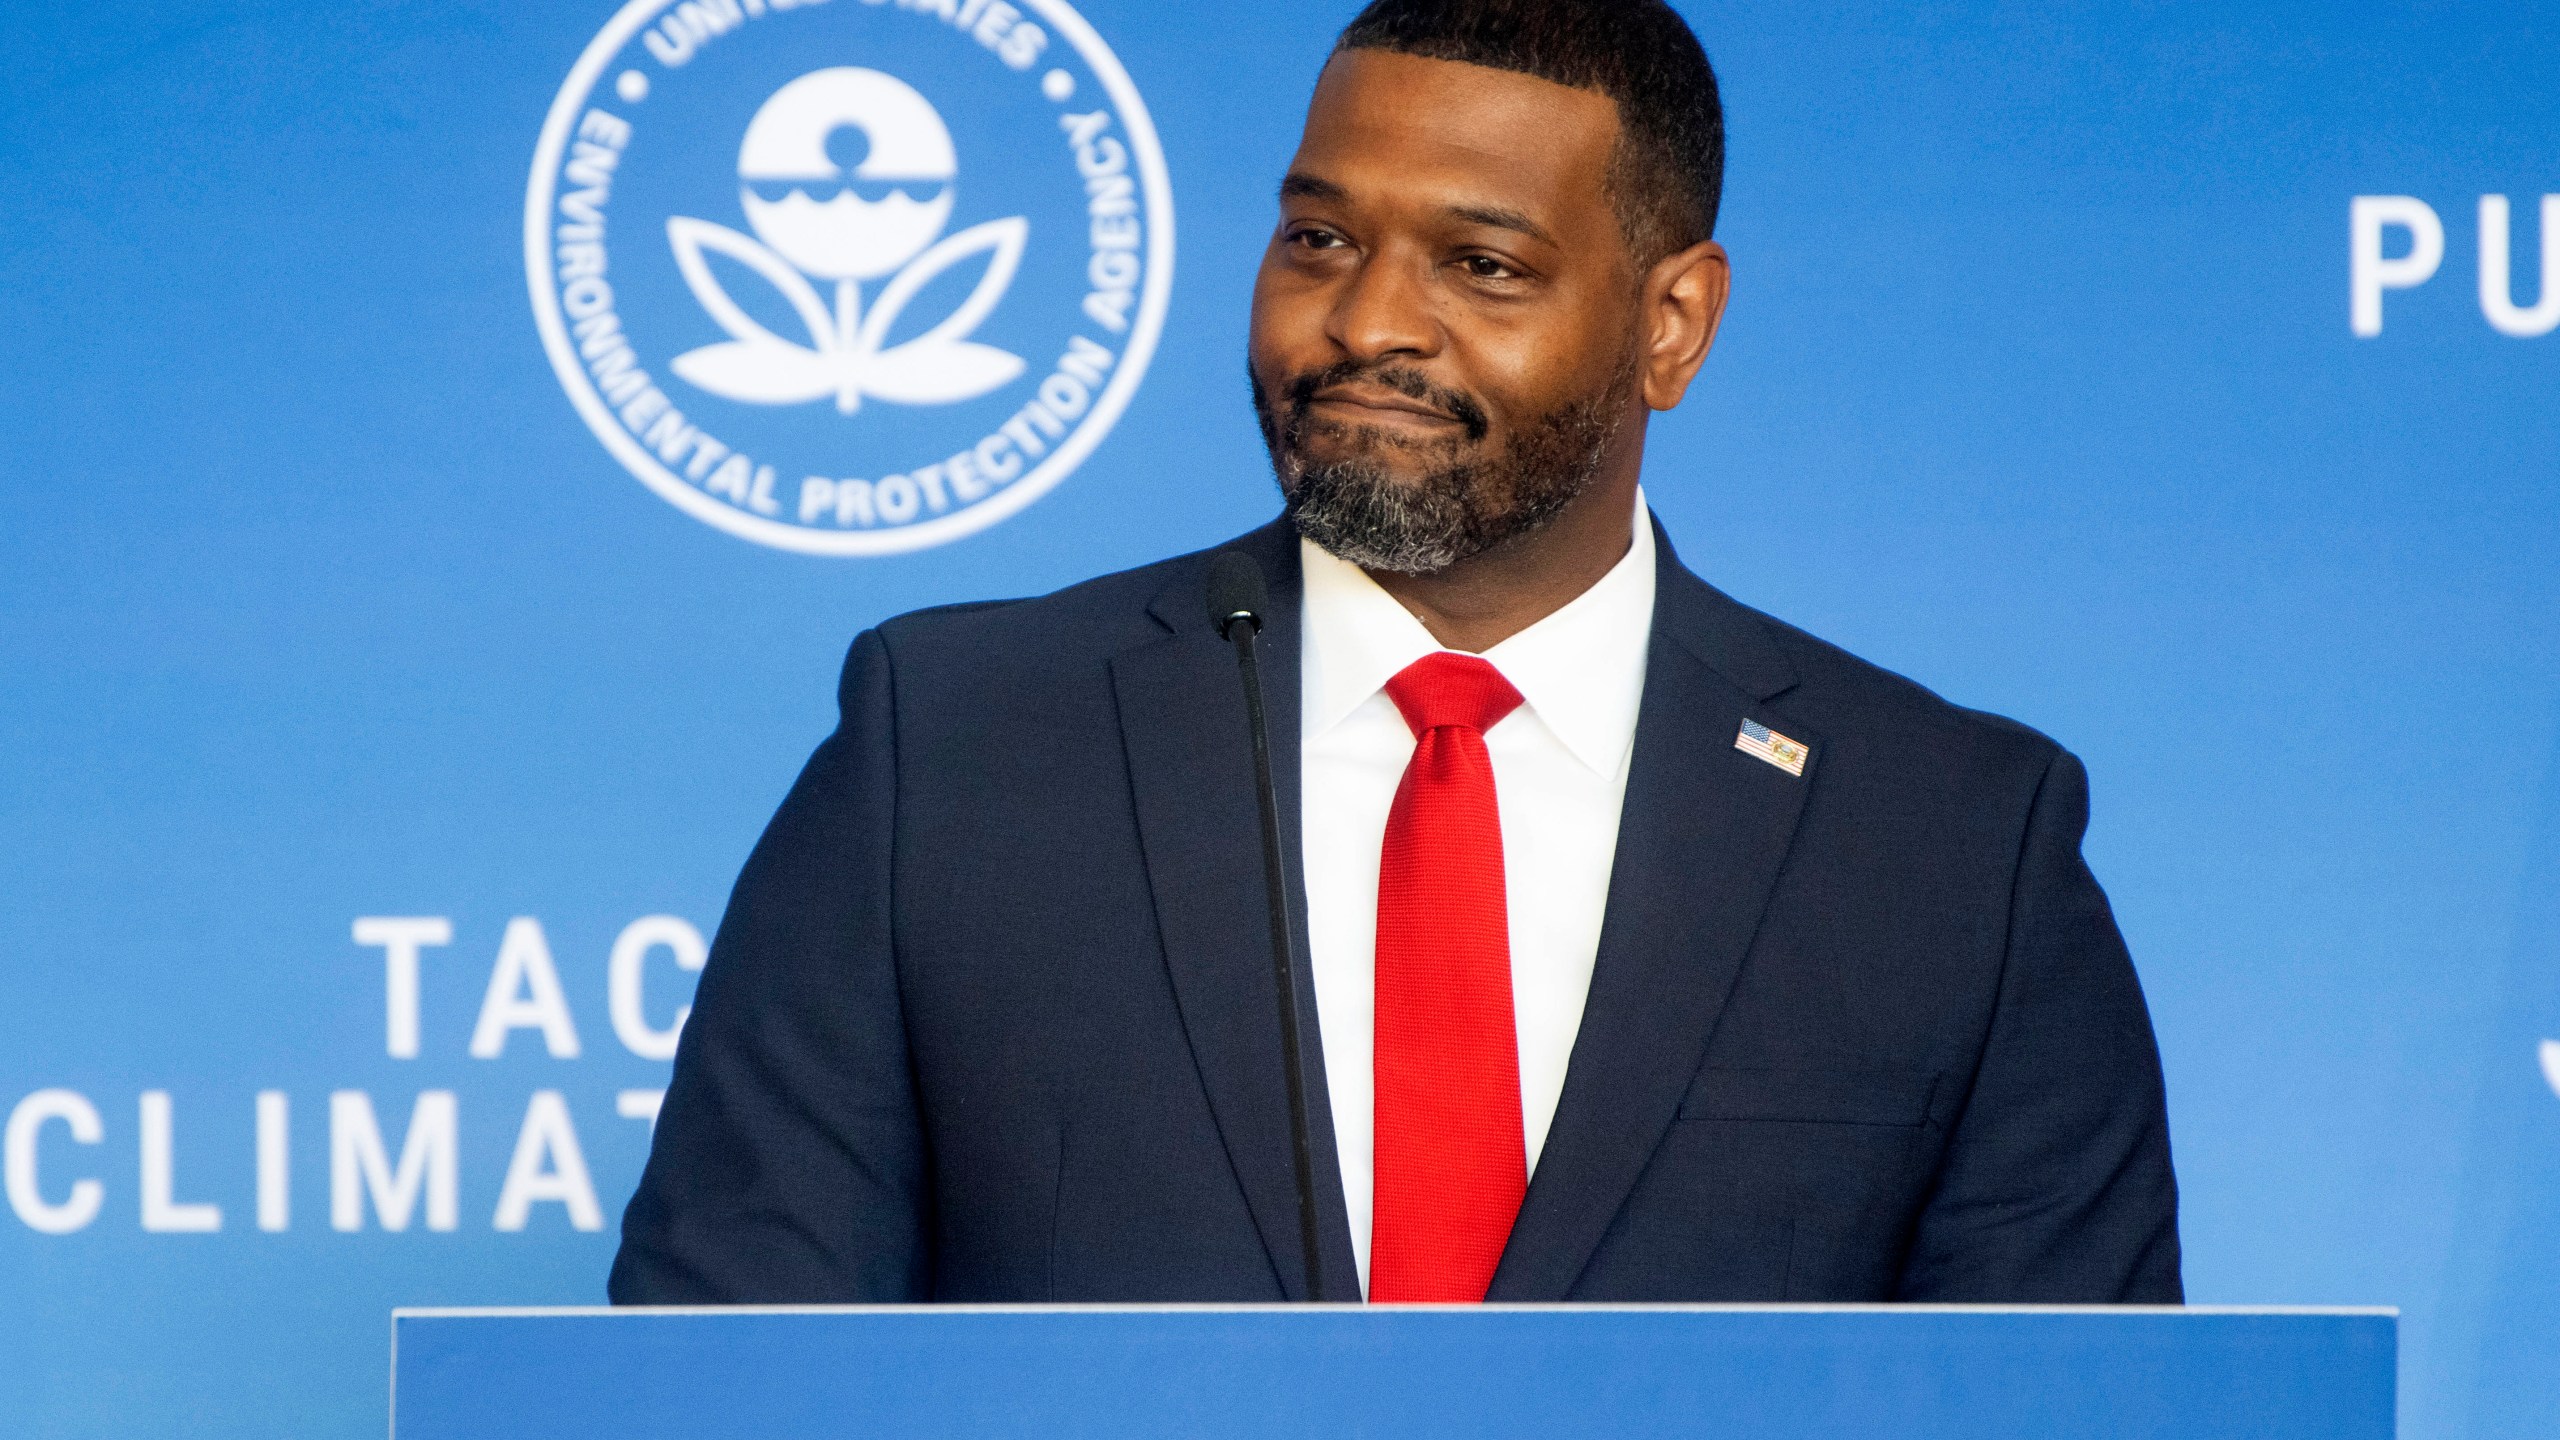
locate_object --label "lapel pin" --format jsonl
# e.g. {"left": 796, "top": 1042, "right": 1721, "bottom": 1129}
{"left": 1735, "top": 718, "right": 1809, "bottom": 777}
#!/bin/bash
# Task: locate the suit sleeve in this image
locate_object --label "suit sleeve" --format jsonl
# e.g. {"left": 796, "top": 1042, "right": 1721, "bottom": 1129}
{"left": 1896, "top": 748, "right": 2183, "bottom": 1303}
{"left": 609, "top": 628, "right": 929, "bottom": 1303}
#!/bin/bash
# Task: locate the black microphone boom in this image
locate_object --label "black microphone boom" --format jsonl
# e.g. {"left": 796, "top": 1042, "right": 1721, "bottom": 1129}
{"left": 1206, "top": 550, "right": 1327, "bottom": 1305}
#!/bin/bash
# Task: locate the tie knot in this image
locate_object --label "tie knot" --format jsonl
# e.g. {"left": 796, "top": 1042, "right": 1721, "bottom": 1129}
{"left": 1384, "top": 652, "right": 1524, "bottom": 738}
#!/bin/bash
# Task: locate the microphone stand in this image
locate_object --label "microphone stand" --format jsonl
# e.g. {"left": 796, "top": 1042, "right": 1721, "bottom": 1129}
{"left": 1208, "top": 551, "right": 1327, "bottom": 1305}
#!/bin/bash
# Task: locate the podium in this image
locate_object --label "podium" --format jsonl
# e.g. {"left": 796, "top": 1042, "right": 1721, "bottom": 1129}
{"left": 392, "top": 1304, "right": 2393, "bottom": 1439}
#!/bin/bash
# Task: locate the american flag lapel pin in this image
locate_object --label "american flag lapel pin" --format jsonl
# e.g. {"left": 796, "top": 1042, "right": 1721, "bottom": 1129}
{"left": 1734, "top": 718, "right": 1810, "bottom": 777}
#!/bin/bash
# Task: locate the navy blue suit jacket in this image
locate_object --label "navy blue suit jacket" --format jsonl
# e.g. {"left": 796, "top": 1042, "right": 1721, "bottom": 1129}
{"left": 610, "top": 517, "right": 2181, "bottom": 1304}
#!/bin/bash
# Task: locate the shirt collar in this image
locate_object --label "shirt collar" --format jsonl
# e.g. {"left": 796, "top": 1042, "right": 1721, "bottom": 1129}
{"left": 1300, "top": 490, "right": 1656, "bottom": 778}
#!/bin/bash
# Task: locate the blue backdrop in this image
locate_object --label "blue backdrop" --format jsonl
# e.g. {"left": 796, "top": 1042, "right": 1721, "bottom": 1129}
{"left": 2, "top": 1, "right": 2553, "bottom": 1435}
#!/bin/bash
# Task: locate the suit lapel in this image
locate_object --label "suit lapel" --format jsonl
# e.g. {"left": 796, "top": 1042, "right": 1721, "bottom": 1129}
{"left": 1109, "top": 521, "right": 1360, "bottom": 1301}
{"left": 1489, "top": 525, "right": 1818, "bottom": 1301}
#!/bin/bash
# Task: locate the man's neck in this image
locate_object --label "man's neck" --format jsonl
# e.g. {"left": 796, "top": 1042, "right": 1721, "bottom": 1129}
{"left": 1363, "top": 467, "right": 1642, "bottom": 654}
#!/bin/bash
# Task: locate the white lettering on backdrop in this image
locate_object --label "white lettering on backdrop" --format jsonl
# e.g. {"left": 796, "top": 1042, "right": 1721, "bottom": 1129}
{"left": 2352, "top": 194, "right": 2560, "bottom": 337}
{"left": 4, "top": 914, "right": 701, "bottom": 1236}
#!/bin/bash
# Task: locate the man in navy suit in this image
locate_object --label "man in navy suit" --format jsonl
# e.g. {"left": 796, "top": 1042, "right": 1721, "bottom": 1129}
{"left": 611, "top": 0, "right": 2181, "bottom": 1306}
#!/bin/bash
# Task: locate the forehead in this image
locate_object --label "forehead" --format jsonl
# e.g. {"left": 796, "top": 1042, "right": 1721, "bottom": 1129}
{"left": 1291, "top": 49, "right": 1622, "bottom": 224}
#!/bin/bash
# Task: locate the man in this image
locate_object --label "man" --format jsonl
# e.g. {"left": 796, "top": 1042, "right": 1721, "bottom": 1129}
{"left": 611, "top": 0, "right": 2181, "bottom": 1306}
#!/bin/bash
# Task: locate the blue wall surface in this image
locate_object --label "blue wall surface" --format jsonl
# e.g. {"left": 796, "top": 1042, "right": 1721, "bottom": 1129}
{"left": 1, "top": 1, "right": 2553, "bottom": 1435}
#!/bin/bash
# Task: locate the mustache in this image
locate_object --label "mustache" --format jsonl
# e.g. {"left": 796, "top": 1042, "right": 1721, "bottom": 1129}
{"left": 1277, "top": 361, "right": 1490, "bottom": 444}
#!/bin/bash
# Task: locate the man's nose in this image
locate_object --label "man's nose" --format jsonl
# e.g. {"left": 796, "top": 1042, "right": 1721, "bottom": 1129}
{"left": 1325, "top": 249, "right": 1441, "bottom": 365}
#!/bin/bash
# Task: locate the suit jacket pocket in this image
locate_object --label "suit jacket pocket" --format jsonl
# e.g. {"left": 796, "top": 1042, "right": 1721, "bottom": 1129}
{"left": 1677, "top": 1066, "right": 1938, "bottom": 1128}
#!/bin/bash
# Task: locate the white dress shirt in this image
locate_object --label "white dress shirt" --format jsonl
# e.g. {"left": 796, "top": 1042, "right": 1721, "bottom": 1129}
{"left": 1298, "top": 492, "right": 1656, "bottom": 1296}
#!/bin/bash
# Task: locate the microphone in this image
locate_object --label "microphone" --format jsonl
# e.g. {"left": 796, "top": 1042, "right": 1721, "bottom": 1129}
{"left": 1206, "top": 550, "right": 1327, "bottom": 1305}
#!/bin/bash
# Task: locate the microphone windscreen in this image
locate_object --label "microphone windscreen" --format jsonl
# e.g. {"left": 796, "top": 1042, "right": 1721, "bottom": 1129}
{"left": 1206, "top": 550, "right": 1268, "bottom": 637}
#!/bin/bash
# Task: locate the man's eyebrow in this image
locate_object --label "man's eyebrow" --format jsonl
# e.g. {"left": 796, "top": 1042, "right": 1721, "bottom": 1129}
{"left": 1280, "top": 173, "right": 1556, "bottom": 247}
{"left": 1446, "top": 202, "right": 1555, "bottom": 247}
{"left": 1279, "top": 171, "right": 1347, "bottom": 203}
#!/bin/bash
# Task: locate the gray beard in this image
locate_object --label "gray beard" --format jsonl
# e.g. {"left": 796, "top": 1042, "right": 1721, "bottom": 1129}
{"left": 1253, "top": 354, "right": 1636, "bottom": 576}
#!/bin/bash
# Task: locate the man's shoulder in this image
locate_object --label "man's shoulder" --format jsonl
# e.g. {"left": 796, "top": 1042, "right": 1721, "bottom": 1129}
{"left": 1677, "top": 572, "right": 2072, "bottom": 796}
{"left": 883, "top": 545, "right": 1203, "bottom": 638}
{"left": 862, "top": 531, "right": 1244, "bottom": 681}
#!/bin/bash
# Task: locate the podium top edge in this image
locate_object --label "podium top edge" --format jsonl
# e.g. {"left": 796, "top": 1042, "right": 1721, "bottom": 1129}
{"left": 391, "top": 1303, "right": 2399, "bottom": 1320}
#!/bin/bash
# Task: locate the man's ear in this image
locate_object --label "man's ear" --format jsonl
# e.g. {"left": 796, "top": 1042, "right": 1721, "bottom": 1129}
{"left": 1640, "top": 238, "right": 1730, "bottom": 411}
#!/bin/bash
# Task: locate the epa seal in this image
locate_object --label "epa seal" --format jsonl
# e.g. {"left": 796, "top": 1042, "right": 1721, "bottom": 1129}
{"left": 526, "top": 0, "right": 1173, "bottom": 555}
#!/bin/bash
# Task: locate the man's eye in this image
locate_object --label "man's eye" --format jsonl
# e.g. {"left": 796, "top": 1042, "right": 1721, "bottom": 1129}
{"left": 1460, "top": 255, "right": 1516, "bottom": 279}
{"left": 1293, "top": 229, "right": 1345, "bottom": 250}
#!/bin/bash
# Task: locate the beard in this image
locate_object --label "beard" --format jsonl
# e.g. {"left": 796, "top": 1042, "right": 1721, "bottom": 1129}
{"left": 1251, "top": 350, "right": 1637, "bottom": 576}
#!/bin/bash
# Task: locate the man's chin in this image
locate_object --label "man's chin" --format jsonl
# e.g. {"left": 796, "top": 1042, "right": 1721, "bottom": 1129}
{"left": 1288, "top": 515, "right": 1464, "bottom": 578}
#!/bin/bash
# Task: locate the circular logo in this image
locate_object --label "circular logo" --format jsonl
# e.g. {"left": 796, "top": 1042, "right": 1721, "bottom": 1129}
{"left": 526, "top": 0, "right": 1174, "bottom": 555}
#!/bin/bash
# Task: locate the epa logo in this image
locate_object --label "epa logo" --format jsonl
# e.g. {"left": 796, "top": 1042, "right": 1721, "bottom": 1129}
{"left": 526, "top": 0, "right": 1173, "bottom": 555}
{"left": 674, "top": 69, "right": 1027, "bottom": 414}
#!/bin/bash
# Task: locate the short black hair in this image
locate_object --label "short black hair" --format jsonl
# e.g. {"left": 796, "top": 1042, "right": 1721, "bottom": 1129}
{"left": 1335, "top": 0, "right": 1724, "bottom": 262}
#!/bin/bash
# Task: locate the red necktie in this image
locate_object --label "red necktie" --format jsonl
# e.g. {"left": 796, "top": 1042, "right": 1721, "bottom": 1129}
{"left": 1369, "top": 652, "right": 1527, "bottom": 1303}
